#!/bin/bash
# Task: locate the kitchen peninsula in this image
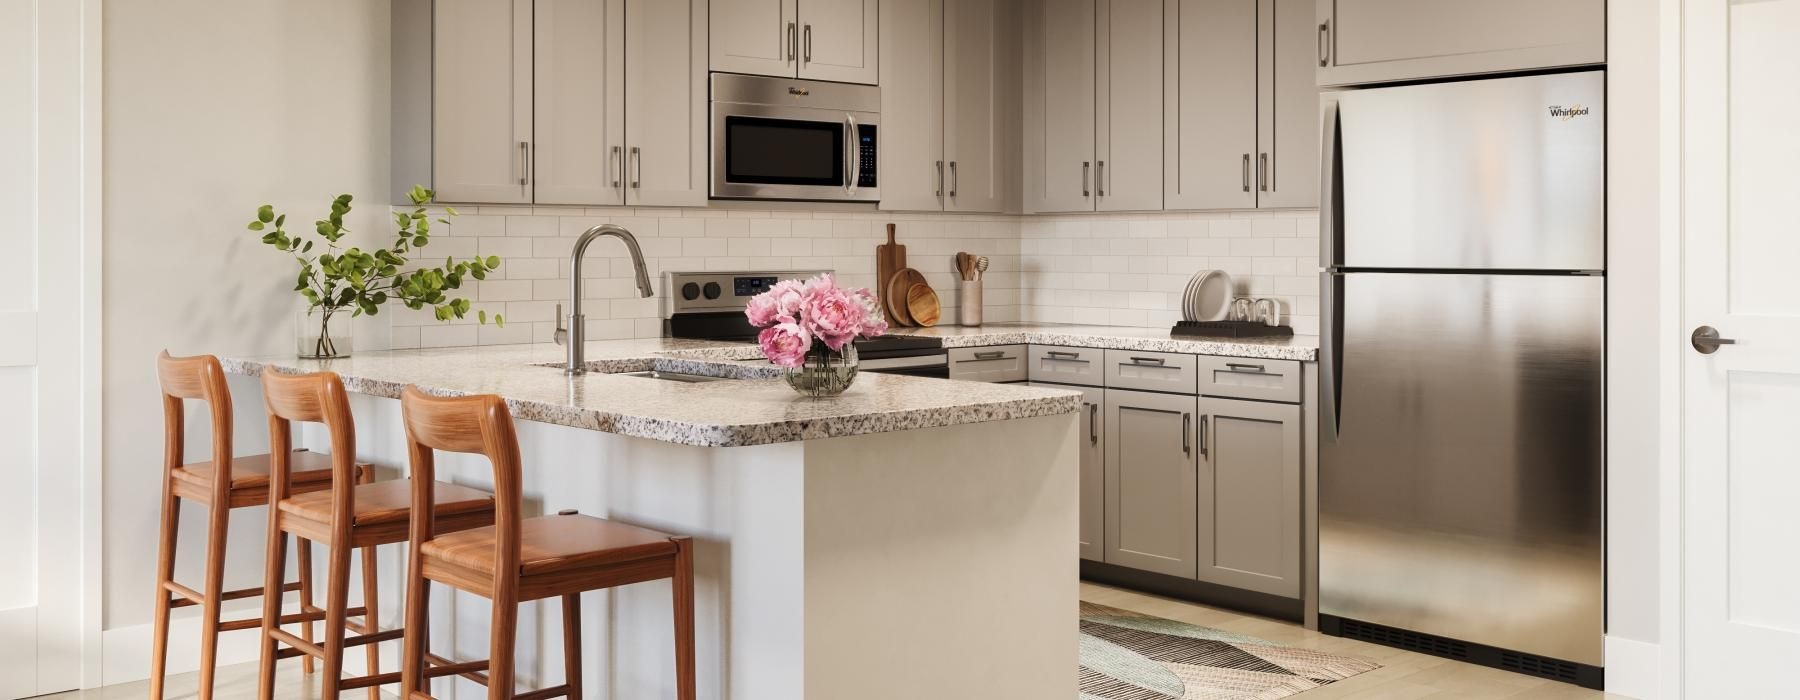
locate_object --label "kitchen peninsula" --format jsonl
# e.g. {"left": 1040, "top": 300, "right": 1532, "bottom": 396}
{"left": 222, "top": 337, "right": 1081, "bottom": 700}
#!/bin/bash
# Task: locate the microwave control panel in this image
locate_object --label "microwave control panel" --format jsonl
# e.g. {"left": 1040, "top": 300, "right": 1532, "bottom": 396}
{"left": 857, "top": 124, "right": 878, "bottom": 188}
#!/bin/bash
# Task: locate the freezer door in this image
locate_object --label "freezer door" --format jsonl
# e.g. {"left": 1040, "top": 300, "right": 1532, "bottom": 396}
{"left": 1318, "top": 272, "right": 1603, "bottom": 666}
{"left": 1334, "top": 71, "right": 1604, "bottom": 271}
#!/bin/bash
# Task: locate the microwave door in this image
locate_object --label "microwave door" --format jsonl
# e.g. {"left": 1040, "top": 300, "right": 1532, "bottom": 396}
{"left": 724, "top": 115, "right": 845, "bottom": 189}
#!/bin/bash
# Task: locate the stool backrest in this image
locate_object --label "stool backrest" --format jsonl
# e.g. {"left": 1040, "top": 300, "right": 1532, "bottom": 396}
{"left": 399, "top": 386, "right": 522, "bottom": 579}
{"left": 156, "top": 351, "right": 233, "bottom": 487}
{"left": 261, "top": 370, "right": 359, "bottom": 513}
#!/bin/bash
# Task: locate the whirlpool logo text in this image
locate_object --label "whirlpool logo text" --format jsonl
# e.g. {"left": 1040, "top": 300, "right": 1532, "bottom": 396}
{"left": 1548, "top": 104, "right": 1591, "bottom": 121}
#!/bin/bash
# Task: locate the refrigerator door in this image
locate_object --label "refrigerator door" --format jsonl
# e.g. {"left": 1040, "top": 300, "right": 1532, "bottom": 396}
{"left": 1333, "top": 71, "right": 1604, "bottom": 271}
{"left": 1319, "top": 271, "right": 1603, "bottom": 666}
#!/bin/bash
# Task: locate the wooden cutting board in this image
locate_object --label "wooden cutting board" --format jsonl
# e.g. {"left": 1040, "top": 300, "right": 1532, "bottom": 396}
{"left": 906, "top": 283, "right": 941, "bottom": 327}
{"left": 885, "top": 267, "right": 928, "bottom": 326}
{"left": 875, "top": 223, "right": 905, "bottom": 321}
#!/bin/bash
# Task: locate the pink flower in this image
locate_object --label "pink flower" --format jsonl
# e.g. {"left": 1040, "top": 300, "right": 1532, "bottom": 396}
{"left": 746, "top": 278, "right": 807, "bottom": 328}
{"left": 802, "top": 282, "right": 867, "bottom": 351}
{"left": 853, "top": 288, "right": 888, "bottom": 337}
{"left": 758, "top": 322, "right": 812, "bottom": 368}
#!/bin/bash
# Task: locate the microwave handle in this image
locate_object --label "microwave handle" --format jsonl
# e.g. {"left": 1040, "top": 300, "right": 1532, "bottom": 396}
{"left": 844, "top": 113, "right": 860, "bottom": 197}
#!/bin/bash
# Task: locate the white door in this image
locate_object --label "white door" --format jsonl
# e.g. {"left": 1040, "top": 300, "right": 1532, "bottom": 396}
{"left": 534, "top": 0, "right": 625, "bottom": 205}
{"left": 434, "top": 0, "right": 533, "bottom": 203}
{"left": 709, "top": 0, "right": 797, "bottom": 77}
{"left": 1095, "top": 0, "right": 1162, "bottom": 212}
{"left": 1027, "top": 0, "right": 1096, "bottom": 213}
{"left": 625, "top": 0, "right": 709, "bottom": 207}
{"left": 875, "top": 0, "right": 945, "bottom": 211}
{"left": 1163, "top": 0, "right": 1257, "bottom": 210}
{"left": 943, "top": 0, "right": 1005, "bottom": 213}
{"left": 795, "top": 0, "right": 878, "bottom": 84}
{"left": 1683, "top": 0, "right": 1800, "bottom": 695}
{"left": 0, "top": 0, "right": 90, "bottom": 696}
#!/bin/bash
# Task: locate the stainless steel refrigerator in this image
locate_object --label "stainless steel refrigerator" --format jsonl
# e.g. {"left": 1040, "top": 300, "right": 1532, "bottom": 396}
{"left": 1318, "top": 70, "right": 1605, "bottom": 687}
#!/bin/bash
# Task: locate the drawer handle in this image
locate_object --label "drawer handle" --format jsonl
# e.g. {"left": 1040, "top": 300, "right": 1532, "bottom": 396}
{"left": 1046, "top": 350, "right": 1081, "bottom": 359}
{"left": 973, "top": 351, "right": 1008, "bottom": 360}
{"left": 1125, "top": 356, "right": 1179, "bottom": 369}
{"left": 1224, "top": 362, "right": 1267, "bottom": 373}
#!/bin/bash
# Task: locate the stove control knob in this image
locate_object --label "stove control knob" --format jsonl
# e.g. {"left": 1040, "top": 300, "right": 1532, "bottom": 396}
{"left": 681, "top": 282, "right": 701, "bottom": 301}
{"left": 703, "top": 282, "right": 723, "bottom": 300}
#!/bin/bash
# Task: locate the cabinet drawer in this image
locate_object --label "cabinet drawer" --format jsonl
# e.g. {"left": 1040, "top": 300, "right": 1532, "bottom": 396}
{"left": 1103, "top": 350, "right": 1199, "bottom": 394}
{"left": 1194, "top": 356, "right": 1301, "bottom": 403}
{"left": 948, "top": 345, "right": 1029, "bottom": 383}
{"left": 1027, "top": 345, "right": 1104, "bottom": 387}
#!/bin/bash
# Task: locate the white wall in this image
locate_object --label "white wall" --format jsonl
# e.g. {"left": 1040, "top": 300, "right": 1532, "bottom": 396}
{"left": 101, "top": 0, "right": 392, "bottom": 641}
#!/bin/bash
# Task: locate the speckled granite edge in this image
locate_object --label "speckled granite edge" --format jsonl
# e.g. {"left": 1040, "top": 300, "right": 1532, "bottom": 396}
{"left": 921, "top": 330, "right": 1318, "bottom": 361}
{"left": 220, "top": 355, "right": 1081, "bottom": 448}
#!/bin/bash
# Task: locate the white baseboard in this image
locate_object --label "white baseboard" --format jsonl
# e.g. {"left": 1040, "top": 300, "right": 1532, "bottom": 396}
{"left": 1606, "top": 635, "right": 1663, "bottom": 700}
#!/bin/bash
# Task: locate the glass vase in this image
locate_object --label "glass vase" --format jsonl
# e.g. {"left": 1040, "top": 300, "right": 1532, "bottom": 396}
{"left": 297, "top": 305, "right": 353, "bottom": 359}
{"left": 784, "top": 344, "right": 858, "bottom": 397}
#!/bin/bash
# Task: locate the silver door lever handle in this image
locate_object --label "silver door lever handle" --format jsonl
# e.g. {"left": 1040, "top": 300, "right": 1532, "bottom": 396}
{"left": 1692, "top": 325, "right": 1736, "bottom": 354}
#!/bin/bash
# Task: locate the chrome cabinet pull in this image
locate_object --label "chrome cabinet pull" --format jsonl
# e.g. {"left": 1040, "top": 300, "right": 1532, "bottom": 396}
{"left": 630, "top": 146, "right": 642, "bottom": 189}
{"left": 1097, "top": 160, "right": 1106, "bottom": 196}
{"left": 1127, "top": 356, "right": 1166, "bottom": 366}
{"left": 935, "top": 160, "right": 944, "bottom": 196}
{"left": 518, "top": 141, "right": 530, "bottom": 190}
{"left": 1183, "top": 413, "right": 1192, "bottom": 456}
{"left": 609, "top": 146, "right": 621, "bottom": 188}
{"left": 1318, "top": 21, "right": 1330, "bottom": 67}
{"left": 844, "top": 113, "right": 860, "bottom": 195}
{"left": 1087, "top": 403, "right": 1098, "bottom": 445}
{"left": 1082, "top": 161, "right": 1091, "bottom": 197}
{"left": 1259, "top": 153, "right": 1269, "bottom": 192}
{"left": 973, "top": 350, "right": 1007, "bottom": 360}
{"left": 803, "top": 24, "right": 812, "bottom": 63}
{"left": 788, "top": 22, "right": 797, "bottom": 62}
{"left": 1198, "top": 415, "right": 1209, "bottom": 458}
{"left": 949, "top": 161, "right": 959, "bottom": 197}
{"left": 1242, "top": 154, "right": 1251, "bottom": 192}
{"left": 1224, "top": 362, "right": 1266, "bottom": 373}
{"left": 1046, "top": 350, "right": 1081, "bottom": 359}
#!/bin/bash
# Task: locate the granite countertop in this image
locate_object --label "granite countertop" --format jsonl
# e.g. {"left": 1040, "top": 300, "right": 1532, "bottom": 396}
{"left": 221, "top": 339, "right": 1082, "bottom": 448}
{"left": 889, "top": 323, "right": 1320, "bottom": 362}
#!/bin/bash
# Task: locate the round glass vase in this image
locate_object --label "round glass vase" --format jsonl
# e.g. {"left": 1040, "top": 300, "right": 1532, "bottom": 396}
{"left": 784, "top": 344, "right": 858, "bottom": 397}
{"left": 297, "top": 305, "right": 353, "bottom": 360}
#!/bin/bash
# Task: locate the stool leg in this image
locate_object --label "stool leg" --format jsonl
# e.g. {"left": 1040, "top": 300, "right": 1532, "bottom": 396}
{"left": 196, "top": 501, "right": 231, "bottom": 700}
{"left": 359, "top": 543, "right": 381, "bottom": 700}
{"left": 257, "top": 529, "right": 289, "bottom": 700}
{"left": 400, "top": 551, "right": 428, "bottom": 699}
{"left": 487, "top": 593, "right": 518, "bottom": 700}
{"left": 147, "top": 489, "right": 180, "bottom": 700}
{"left": 298, "top": 537, "right": 316, "bottom": 674}
{"left": 321, "top": 538, "right": 354, "bottom": 700}
{"left": 561, "top": 593, "right": 582, "bottom": 699}
{"left": 673, "top": 539, "right": 696, "bottom": 700}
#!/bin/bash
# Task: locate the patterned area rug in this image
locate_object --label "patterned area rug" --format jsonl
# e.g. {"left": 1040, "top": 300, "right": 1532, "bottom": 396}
{"left": 1080, "top": 601, "right": 1379, "bottom": 700}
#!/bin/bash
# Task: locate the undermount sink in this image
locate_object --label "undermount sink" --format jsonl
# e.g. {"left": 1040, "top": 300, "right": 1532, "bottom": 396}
{"left": 614, "top": 370, "right": 730, "bottom": 383}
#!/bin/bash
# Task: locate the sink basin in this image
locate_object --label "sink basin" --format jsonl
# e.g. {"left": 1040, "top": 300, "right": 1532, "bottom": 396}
{"left": 615, "top": 370, "right": 730, "bottom": 383}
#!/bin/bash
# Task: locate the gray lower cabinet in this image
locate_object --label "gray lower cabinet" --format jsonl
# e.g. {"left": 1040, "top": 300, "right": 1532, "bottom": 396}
{"left": 1104, "top": 389, "right": 1197, "bottom": 578}
{"left": 1032, "top": 382, "right": 1105, "bottom": 561}
{"left": 1197, "top": 396, "right": 1301, "bottom": 597}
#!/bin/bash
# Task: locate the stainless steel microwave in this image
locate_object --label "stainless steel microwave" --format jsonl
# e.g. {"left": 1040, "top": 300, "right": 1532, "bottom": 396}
{"left": 710, "top": 73, "right": 879, "bottom": 202}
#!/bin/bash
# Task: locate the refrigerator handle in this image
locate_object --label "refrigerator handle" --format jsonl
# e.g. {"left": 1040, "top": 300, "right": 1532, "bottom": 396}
{"left": 1319, "top": 98, "right": 1343, "bottom": 269}
{"left": 1320, "top": 271, "right": 1344, "bottom": 443}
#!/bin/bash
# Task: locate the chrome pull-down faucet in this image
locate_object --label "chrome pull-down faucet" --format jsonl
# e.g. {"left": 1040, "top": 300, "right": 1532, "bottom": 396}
{"left": 558, "top": 224, "right": 653, "bottom": 374}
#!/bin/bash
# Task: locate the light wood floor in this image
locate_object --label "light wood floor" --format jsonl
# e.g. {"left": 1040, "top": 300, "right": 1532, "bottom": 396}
{"left": 47, "top": 583, "right": 1634, "bottom": 699}
{"left": 1081, "top": 581, "right": 1635, "bottom": 700}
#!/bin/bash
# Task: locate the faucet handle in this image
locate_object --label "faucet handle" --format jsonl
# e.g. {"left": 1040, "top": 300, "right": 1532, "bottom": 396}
{"left": 553, "top": 303, "right": 567, "bottom": 346}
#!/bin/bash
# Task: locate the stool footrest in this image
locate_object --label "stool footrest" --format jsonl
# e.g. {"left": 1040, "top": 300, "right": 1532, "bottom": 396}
{"left": 268, "top": 628, "right": 325, "bottom": 659}
{"left": 422, "top": 654, "right": 491, "bottom": 685}
{"left": 338, "top": 670, "right": 404, "bottom": 691}
{"left": 164, "top": 580, "right": 302, "bottom": 610}
{"left": 515, "top": 683, "right": 573, "bottom": 700}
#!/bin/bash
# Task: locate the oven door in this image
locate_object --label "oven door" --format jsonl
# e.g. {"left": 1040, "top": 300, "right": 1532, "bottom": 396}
{"left": 859, "top": 354, "right": 949, "bottom": 379}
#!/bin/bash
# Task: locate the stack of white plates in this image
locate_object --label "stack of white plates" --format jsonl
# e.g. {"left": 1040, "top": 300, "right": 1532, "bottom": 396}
{"left": 1182, "top": 270, "right": 1233, "bottom": 322}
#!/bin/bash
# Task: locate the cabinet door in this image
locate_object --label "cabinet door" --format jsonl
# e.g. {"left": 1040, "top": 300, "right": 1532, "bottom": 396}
{"left": 876, "top": 0, "right": 944, "bottom": 211}
{"left": 626, "top": 0, "right": 709, "bottom": 206}
{"left": 1163, "top": 0, "right": 1257, "bottom": 210}
{"left": 1104, "top": 389, "right": 1198, "bottom": 578}
{"left": 711, "top": 0, "right": 797, "bottom": 77}
{"left": 943, "top": 0, "right": 1006, "bottom": 212}
{"left": 797, "top": 0, "right": 878, "bottom": 84}
{"left": 434, "top": 0, "right": 533, "bottom": 203}
{"left": 1317, "top": 0, "right": 1604, "bottom": 86}
{"left": 1034, "top": 383, "right": 1106, "bottom": 562}
{"left": 1025, "top": 0, "right": 1096, "bottom": 212}
{"left": 534, "top": 0, "right": 625, "bottom": 205}
{"left": 1095, "top": 0, "right": 1163, "bottom": 212}
{"left": 1256, "top": 0, "right": 1318, "bottom": 208}
{"left": 1196, "top": 396, "right": 1301, "bottom": 597}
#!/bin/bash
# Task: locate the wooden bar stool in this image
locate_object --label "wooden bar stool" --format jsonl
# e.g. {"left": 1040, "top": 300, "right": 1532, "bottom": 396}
{"left": 256, "top": 370, "right": 498, "bottom": 699}
{"left": 397, "top": 386, "right": 697, "bottom": 700}
{"left": 151, "top": 352, "right": 372, "bottom": 700}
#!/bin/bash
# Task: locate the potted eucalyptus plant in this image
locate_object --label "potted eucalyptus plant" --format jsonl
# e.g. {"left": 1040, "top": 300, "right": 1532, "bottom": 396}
{"left": 250, "top": 184, "right": 502, "bottom": 359}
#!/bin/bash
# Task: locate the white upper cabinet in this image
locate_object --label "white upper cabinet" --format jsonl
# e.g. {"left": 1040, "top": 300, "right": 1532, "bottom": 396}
{"left": 1163, "top": 0, "right": 1257, "bottom": 210}
{"left": 711, "top": 0, "right": 877, "bottom": 84}
{"left": 433, "top": 0, "right": 534, "bottom": 204}
{"left": 1257, "top": 0, "right": 1319, "bottom": 208}
{"left": 876, "top": 0, "right": 946, "bottom": 211}
{"left": 532, "top": 0, "right": 625, "bottom": 206}
{"left": 625, "top": 0, "right": 709, "bottom": 206}
{"left": 943, "top": 0, "right": 1007, "bottom": 212}
{"left": 878, "top": 0, "right": 1014, "bottom": 213}
{"left": 709, "top": 0, "right": 797, "bottom": 77}
{"left": 1317, "top": 0, "right": 1605, "bottom": 86}
{"left": 1095, "top": 0, "right": 1163, "bottom": 212}
{"left": 1024, "top": 0, "right": 1097, "bottom": 213}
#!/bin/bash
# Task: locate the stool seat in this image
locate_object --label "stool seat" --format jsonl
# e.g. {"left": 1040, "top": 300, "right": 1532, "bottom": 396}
{"left": 281, "top": 479, "right": 495, "bottom": 527}
{"left": 422, "top": 514, "right": 679, "bottom": 577}
{"left": 171, "top": 449, "right": 346, "bottom": 500}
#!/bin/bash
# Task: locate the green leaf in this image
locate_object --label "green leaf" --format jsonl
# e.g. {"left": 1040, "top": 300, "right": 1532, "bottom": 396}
{"left": 412, "top": 235, "right": 427, "bottom": 247}
{"left": 257, "top": 205, "right": 274, "bottom": 223}
{"left": 248, "top": 221, "right": 265, "bottom": 231}
{"left": 275, "top": 214, "right": 286, "bottom": 227}
{"left": 478, "top": 310, "right": 488, "bottom": 324}
{"left": 494, "top": 314, "right": 504, "bottom": 328}
{"left": 485, "top": 256, "right": 500, "bottom": 269}
{"left": 445, "top": 206, "right": 459, "bottom": 216}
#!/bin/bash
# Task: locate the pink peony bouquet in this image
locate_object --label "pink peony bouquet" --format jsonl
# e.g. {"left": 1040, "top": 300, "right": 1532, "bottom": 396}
{"left": 746, "top": 273, "right": 888, "bottom": 368}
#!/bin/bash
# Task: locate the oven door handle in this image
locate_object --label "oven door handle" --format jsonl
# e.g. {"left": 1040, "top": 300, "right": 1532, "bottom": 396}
{"left": 844, "top": 113, "right": 860, "bottom": 197}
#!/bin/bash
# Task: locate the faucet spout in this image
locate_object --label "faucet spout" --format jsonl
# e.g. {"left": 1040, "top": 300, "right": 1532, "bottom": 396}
{"left": 562, "top": 224, "right": 654, "bottom": 375}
